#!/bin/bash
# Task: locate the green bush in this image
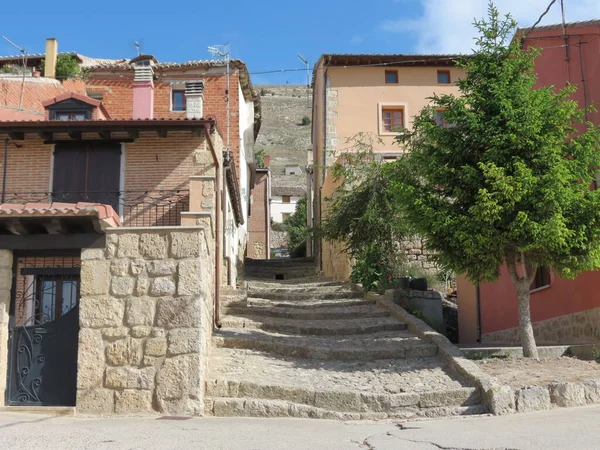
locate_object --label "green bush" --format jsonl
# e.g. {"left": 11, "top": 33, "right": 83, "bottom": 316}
{"left": 40, "top": 54, "right": 81, "bottom": 79}
{"left": 291, "top": 241, "right": 307, "bottom": 258}
{"left": 300, "top": 116, "right": 311, "bottom": 126}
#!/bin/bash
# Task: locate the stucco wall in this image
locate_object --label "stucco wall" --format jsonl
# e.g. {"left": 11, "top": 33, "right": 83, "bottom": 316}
{"left": 271, "top": 195, "right": 302, "bottom": 223}
{"left": 76, "top": 227, "right": 214, "bottom": 415}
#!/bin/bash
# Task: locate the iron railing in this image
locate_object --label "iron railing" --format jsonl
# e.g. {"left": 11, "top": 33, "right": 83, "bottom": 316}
{"left": 3, "top": 190, "right": 190, "bottom": 227}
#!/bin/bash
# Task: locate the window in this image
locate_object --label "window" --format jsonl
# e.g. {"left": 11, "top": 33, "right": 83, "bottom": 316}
{"left": 55, "top": 112, "right": 87, "bottom": 121}
{"left": 531, "top": 267, "right": 551, "bottom": 291}
{"left": 282, "top": 195, "right": 291, "bottom": 204}
{"left": 381, "top": 107, "right": 404, "bottom": 133}
{"left": 435, "top": 110, "right": 448, "bottom": 128}
{"left": 437, "top": 70, "right": 451, "bottom": 84}
{"left": 172, "top": 90, "right": 186, "bottom": 112}
{"left": 385, "top": 70, "right": 398, "bottom": 84}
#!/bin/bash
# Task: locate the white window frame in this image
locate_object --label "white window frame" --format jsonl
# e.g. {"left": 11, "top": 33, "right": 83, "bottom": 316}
{"left": 378, "top": 102, "right": 408, "bottom": 136}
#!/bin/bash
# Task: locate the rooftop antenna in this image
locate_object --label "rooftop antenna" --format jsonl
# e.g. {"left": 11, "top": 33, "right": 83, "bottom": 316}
{"left": 2, "top": 35, "right": 28, "bottom": 109}
{"left": 297, "top": 53, "right": 310, "bottom": 108}
{"left": 134, "top": 41, "right": 141, "bottom": 57}
{"left": 207, "top": 44, "right": 231, "bottom": 158}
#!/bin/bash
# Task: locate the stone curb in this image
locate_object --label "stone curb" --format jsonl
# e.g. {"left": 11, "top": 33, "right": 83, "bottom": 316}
{"left": 357, "top": 288, "right": 514, "bottom": 415}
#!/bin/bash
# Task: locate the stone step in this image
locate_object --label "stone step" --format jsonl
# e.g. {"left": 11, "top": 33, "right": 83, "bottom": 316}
{"left": 245, "top": 297, "right": 375, "bottom": 309}
{"left": 245, "top": 257, "right": 315, "bottom": 266}
{"left": 222, "top": 303, "right": 390, "bottom": 320}
{"left": 247, "top": 290, "right": 363, "bottom": 301}
{"left": 246, "top": 282, "right": 350, "bottom": 294}
{"left": 206, "top": 379, "right": 481, "bottom": 413}
{"left": 241, "top": 275, "right": 325, "bottom": 284}
{"left": 206, "top": 397, "right": 487, "bottom": 420}
{"left": 243, "top": 271, "right": 317, "bottom": 280}
{"left": 246, "top": 280, "right": 341, "bottom": 290}
{"left": 212, "top": 329, "right": 438, "bottom": 360}
{"left": 219, "top": 315, "right": 407, "bottom": 335}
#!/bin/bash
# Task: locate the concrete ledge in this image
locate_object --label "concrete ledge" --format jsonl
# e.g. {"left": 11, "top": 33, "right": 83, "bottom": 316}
{"left": 361, "top": 289, "right": 514, "bottom": 415}
{"left": 460, "top": 346, "right": 570, "bottom": 359}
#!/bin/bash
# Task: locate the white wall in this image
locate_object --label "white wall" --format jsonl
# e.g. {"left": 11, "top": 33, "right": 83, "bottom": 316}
{"left": 271, "top": 196, "right": 303, "bottom": 223}
{"left": 237, "top": 81, "right": 255, "bottom": 253}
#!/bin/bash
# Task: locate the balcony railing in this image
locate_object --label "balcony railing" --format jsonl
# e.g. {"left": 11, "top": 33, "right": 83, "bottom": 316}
{"left": 2, "top": 190, "right": 190, "bottom": 227}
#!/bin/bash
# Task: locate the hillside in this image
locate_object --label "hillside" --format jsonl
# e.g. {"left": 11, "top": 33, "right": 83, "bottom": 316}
{"left": 255, "top": 84, "right": 312, "bottom": 176}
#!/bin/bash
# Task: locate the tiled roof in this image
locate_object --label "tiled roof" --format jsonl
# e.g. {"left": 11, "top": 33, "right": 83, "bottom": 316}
{"left": 0, "top": 52, "right": 123, "bottom": 67}
{"left": 518, "top": 19, "right": 600, "bottom": 33}
{"left": 41, "top": 91, "right": 102, "bottom": 108}
{"left": 0, "top": 202, "right": 121, "bottom": 228}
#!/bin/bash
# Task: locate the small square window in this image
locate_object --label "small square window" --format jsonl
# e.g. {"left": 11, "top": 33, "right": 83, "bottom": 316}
{"left": 282, "top": 195, "right": 291, "bottom": 204}
{"left": 531, "top": 267, "right": 551, "bottom": 290}
{"left": 437, "top": 70, "right": 451, "bottom": 84}
{"left": 172, "top": 90, "right": 186, "bottom": 112}
{"left": 385, "top": 70, "right": 398, "bottom": 84}
{"left": 381, "top": 107, "right": 404, "bottom": 133}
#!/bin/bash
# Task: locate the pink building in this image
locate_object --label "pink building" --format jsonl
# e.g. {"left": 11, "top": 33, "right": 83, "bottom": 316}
{"left": 458, "top": 20, "right": 600, "bottom": 345}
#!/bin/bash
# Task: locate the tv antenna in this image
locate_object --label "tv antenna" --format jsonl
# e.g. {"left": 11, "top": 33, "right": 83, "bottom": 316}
{"left": 134, "top": 41, "right": 141, "bottom": 56}
{"left": 2, "top": 35, "right": 28, "bottom": 109}
{"left": 297, "top": 53, "right": 310, "bottom": 108}
{"left": 208, "top": 44, "right": 231, "bottom": 157}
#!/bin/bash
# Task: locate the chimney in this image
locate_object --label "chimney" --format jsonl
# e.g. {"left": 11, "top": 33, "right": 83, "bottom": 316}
{"left": 45, "top": 38, "right": 58, "bottom": 79}
{"left": 185, "top": 81, "right": 204, "bottom": 119}
{"left": 132, "top": 58, "right": 155, "bottom": 119}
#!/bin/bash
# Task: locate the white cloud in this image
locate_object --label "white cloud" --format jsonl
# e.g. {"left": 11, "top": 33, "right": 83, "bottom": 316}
{"left": 381, "top": 0, "right": 600, "bottom": 54}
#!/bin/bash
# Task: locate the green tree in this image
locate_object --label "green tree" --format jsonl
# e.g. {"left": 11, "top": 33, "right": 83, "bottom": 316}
{"left": 394, "top": 3, "right": 600, "bottom": 358}
{"left": 320, "top": 133, "right": 411, "bottom": 289}
{"left": 40, "top": 54, "right": 81, "bottom": 79}
{"left": 255, "top": 149, "right": 266, "bottom": 167}
{"left": 284, "top": 197, "right": 308, "bottom": 257}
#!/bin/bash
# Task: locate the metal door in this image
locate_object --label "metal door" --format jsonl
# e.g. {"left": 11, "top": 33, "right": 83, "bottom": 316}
{"left": 6, "top": 254, "right": 80, "bottom": 406}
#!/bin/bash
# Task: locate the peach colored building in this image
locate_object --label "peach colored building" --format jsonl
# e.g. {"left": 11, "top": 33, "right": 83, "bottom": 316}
{"left": 310, "top": 54, "right": 464, "bottom": 279}
{"left": 458, "top": 20, "right": 600, "bottom": 345}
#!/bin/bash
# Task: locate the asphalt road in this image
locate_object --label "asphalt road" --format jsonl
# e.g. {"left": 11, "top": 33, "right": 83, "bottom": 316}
{"left": 1, "top": 405, "right": 600, "bottom": 450}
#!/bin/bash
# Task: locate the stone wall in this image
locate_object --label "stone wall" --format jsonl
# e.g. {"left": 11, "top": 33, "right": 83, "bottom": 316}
{"left": 482, "top": 306, "right": 600, "bottom": 345}
{"left": 0, "top": 250, "right": 12, "bottom": 406}
{"left": 400, "top": 237, "right": 437, "bottom": 273}
{"left": 76, "top": 226, "right": 214, "bottom": 415}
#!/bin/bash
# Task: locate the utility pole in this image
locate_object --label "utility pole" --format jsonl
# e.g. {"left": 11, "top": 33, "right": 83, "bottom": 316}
{"left": 297, "top": 54, "right": 310, "bottom": 108}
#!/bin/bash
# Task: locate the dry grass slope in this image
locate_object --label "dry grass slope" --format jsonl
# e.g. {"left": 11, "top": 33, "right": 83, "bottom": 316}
{"left": 255, "top": 84, "right": 313, "bottom": 176}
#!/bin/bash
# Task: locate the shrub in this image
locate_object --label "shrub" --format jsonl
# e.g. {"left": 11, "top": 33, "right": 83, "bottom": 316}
{"left": 300, "top": 116, "right": 311, "bottom": 126}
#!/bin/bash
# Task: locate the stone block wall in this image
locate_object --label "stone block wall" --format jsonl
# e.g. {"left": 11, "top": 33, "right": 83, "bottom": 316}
{"left": 482, "top": 306, "right": 600, "bottom": 345}
{"left": 400, "top": 237, "right": 438, "bottom": 273}
{"left": 77, "top": 227, "right": 214, "bottom": 415}
{"left": 0, "top": 250, "right": 12, "bottom": 406}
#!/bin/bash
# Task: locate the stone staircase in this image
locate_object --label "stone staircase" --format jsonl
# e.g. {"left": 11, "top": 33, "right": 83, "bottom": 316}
{"left": 205, "top": 259, "right": 487, "bottom": 419}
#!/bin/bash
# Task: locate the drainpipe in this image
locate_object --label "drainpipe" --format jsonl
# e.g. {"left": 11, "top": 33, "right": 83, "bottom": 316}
{"left": 205, "top": 124, "right": 222, "bottom": 328}
{"left": 476, "top": 283, "right": 482, "bottom": 343}
{"left": 2, "top": 138, "right": 8, "bottom": 203}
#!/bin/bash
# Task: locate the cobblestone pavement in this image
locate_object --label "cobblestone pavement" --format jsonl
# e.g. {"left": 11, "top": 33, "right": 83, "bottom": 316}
{"left": 209, "top": 348, "right": 470, "bottom": 394}
{"left": 207, "top": 267, "right": 485, "bottom": 418}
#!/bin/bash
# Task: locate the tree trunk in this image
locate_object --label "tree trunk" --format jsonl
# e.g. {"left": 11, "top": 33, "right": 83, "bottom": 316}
{"left": 506, "top": 258, "right": 539, "bottom": 359}
{"left": 515, "top": 279, "right": 539, "bottom": 359}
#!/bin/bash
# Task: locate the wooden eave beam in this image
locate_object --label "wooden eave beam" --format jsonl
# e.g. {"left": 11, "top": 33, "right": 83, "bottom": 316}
{"left": 8, "top": 132, "right": 24, "bottom": 140}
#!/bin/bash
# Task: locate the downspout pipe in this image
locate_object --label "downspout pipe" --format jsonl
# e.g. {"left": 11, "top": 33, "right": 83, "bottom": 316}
{"left": 205, "top": 124, "right": 223, "bottom": 328}
{"left": 476, "top": 283, "right": 482, "bottom": 343}
{"left": 2, "top": 138, "right": 8, "bottom": 203}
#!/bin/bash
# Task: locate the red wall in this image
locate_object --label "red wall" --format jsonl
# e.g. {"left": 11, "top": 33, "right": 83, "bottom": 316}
{"left": 476, "top": 24, "right": 600, "bottom": 335}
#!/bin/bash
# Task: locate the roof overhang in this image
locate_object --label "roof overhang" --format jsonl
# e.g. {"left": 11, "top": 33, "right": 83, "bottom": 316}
{"left": 0, "top": 202, "right": 121, "bottom": 249}
{"left": 0, "top": 118, "right": 216, "bottom": 142}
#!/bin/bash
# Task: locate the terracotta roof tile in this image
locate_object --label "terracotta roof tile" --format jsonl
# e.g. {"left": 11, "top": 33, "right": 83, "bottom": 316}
{"left": 0, "top": 202, "right": 121, "bottom": 228}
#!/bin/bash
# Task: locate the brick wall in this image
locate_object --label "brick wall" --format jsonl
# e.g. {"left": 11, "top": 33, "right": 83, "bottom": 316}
{"left": 247, "top": 170, "right": 269, "bottom": 259}
{"left": 0, "top": 77, "right": 86, "bottom": 115}
{"left": 86, "top": 72, "right": 242, "bottom": 174}
{"left": 0, "top": 132, "right": 210, "bottom": 225}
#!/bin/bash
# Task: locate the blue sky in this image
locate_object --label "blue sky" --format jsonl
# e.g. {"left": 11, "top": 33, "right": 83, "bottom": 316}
{"left": 1, "top": 0, "right": 599, "bottom": 85}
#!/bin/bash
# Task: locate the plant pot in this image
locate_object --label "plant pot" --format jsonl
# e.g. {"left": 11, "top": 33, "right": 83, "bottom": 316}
{"left": 409, "top": 277, "right": 428, "bottom": 291}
